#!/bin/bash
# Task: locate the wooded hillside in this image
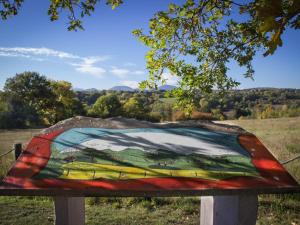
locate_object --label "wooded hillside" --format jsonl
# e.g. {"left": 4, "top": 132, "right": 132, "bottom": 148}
{"left": 1, "top": 72, "right": 300, "bottom": 128}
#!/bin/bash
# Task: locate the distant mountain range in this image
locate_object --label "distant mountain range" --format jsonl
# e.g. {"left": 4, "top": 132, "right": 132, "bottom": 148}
{"left": 73, "top": 88, "right": 100, "bottom": 92}
{"left": 73, "top": 85, "right": 177, "bottom": 92}
{"left": 74, "top": 86, "right": 298, "bottom": 93}
{"left": 109, "top": 85, "right": 177, "bottom": 92}
{"left": 158, "top": 85, "right": 177, "bottom": 91}
{"left": 110, "top": 86, "right": 135, "bottom": 92}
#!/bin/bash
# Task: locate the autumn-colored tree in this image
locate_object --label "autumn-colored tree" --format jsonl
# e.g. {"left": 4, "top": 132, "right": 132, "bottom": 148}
{"left": 122, "top": 97, "right": 138, "bottom": 118}
{"left": 50, "top": 80, "right": 84, "bottom": 123}
{"left": 2, "top": 72, "right": 85, "bottom": 126}
{"left": 122, "top": 96, "right": 147, "bottom": 119}
{"left": 4, "top": 72, "right": 56, "bottom": 125}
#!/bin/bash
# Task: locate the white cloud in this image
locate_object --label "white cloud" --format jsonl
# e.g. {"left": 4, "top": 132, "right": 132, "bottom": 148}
{"left": 110, "top": 66, "right": 146, "bottom": 78}
{"left": 162, "top": 72, "right": 179, "bottom": 86}
{"left": 0, "top": 51, "right": 30, "bottom": 58}
{"left": 82, "top": 56, "right": 110, "bottom": 65}
{"left": 110, "top": 67, "right": 130, "bottom": 78}
{"left": 0, "top": 47, "right": 79, "bottom": 59}
{"left": 75, "top": 65, "right": 106, "bottom": 78}
{"left": 73, "top": 56, "right": 108, "bottom": 77}
{"left": 0, "top": 47, "right": 109, "bottom": 78}
{"left": 120, "top": 80, "right": 140, "bottom": 89}
{"left": 124, "top": 62, "right": 137, "bottom": 67}
{"left": 133, "top": 70, "right": 145, "bottom": 75}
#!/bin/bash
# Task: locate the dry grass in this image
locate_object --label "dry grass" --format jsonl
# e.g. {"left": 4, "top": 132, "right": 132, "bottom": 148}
{"left": 220, "top": 117, "right": 300, "bottom": 225}
{"left": 222, "top": 117, "right": 300, "bottom": 158}
{"left": 0, "top": 129, "right": 41, "bottom": 179}
{"left": 219, "top": 117, "right": 300, "bottom": 182}
{"left": 0, "top": 129, "right": 41, "bottom": 153}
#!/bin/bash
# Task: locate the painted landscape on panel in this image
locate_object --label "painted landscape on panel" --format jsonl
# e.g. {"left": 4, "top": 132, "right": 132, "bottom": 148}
{"left": 33, "top": 128, "right": 260, "bottom": 181}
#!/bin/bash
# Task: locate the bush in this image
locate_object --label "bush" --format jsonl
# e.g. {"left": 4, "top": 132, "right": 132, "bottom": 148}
{"left": 89, "top": 94, "right": 121, "bottom": 118}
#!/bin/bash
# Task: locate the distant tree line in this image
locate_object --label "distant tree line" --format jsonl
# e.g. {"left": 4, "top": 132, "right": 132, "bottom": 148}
{"left": 1, "top": 71, "right": 300, "bottom": 129}
{"left": 197, "top": 88, "right": 300, "bottom": 120}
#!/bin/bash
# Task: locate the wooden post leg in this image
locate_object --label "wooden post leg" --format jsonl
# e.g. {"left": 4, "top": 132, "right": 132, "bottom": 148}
{"left": 14, "top": 143, "right": 22, "bottom": 160}
{"left": 54, "top": 197, "right": 85, "bottom": 225}
{"left": 200, "top": 195, "right": 258, "bottom": 225}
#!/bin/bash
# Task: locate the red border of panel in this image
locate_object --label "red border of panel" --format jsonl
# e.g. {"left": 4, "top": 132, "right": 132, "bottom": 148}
{"left": 1, "top": 131, "right": 299, "bottom": 193}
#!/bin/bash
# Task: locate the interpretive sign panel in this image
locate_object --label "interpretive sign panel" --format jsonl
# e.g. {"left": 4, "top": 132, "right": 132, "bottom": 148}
{"left": 0, "top": 118, "right": 299, "bottom": 196}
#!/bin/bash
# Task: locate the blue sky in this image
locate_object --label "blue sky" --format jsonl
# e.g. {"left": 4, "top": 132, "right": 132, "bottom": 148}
{"left": 0, "top": 0, "right": 299, "bottom": 90}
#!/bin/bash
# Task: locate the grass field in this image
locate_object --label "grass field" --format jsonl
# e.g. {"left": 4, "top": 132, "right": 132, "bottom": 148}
{"left": 0, "top": 129, "right": 41, "bottom": 179}
{"left": 0, "top": 118, "right": 299, "bottom": 225}
{"left": 219, "top": 117, "right": 300, "bottom": 182}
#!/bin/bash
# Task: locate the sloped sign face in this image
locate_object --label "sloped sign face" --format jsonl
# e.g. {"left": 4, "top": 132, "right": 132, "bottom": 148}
{"left": 1, "top": 125, "right": 299, "bottom": 196}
